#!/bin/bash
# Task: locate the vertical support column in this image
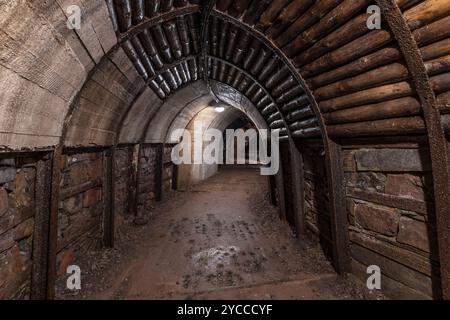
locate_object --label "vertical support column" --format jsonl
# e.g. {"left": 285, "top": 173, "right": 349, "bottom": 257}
{"left": 30, "top": 155, "right": 52, "bottom": 300}
{"left": 326, "top": 140, "right": 350, "bottom": 274}
{"left": 133, "top": 143, "right": 148, "bottom": 225}
{"left": 267, "top": 134, "right": 278, "bottom": 207}
{"left": 290, "top": 142, "right": 306, "bottom": 237}
{"left": 102, "top": 148, "right": 114, "bottom": 248}
{"left": 155, "top": 143, "right": 164, "bottom": 201}
{"left": 172, "top": 162, "right": 178, "bottom": 191}
{"left": 126, "top": 146, "right": 134, "bottom": 214}
{"left": 134, "top": 144, "right": 142, "bottom": 218}
{"left": 46, "top": 146, "right": 63, "bottom": 299}
{"left": 201, "top": 1, "right": 216, "bottom": 87}
{"left": 268, "top": 175, "right": 277, "bottom": 206}
{"left": 275, "top": 161, "right": 287, "bottom": 220}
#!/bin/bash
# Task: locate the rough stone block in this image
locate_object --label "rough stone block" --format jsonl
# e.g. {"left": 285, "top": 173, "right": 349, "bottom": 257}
{"left": 61, "top": 194, "right": 83, "bottom": 215}
{"left": 67, "top": 152, "right": 98, "bottom": 165}
{"left": 63, "top": 160, "right": 95, "bottom": 186}
{"left": 0, "top": 159, "right": 14, "bottom": 166}
{"left": 0, "top": 210, "right": 15, "bottom": 236}
{"left": 57, "top": 209, "right": 101, "bottom": 251}
{"left": 354, "top": 149, "right": 430, "bottom": 172}
{"left": 61, "top": 168, "right": 84, "bottom": 188}
{"left": 354, "top": 203, "right": 400, "bottom": 236}
{"left": 398, "top": 217, "right": 433, "bottom": 252}
{"left": 114, "top": 149, "right": 128, "bottom": 169}
{"left": 83, "top": 188, "right": 101, "bottom": 208}
{"left": 0, "top": 228, "right": 14, "bottom": 253}
{"left": 13, "top": 168, "right": 36, "bottom": 223}
{"left": 347, "top": 199, "right": 356, "bottom": 226}
{"left": 86, "top": 159, "right": 103, "bottom": 180}
{"left": 13, "top": 218, "right": 34, "bottom": 242}
{"left": 0, "top": 187, "right": 9, "bottom": 217}
{"left": 0, "top": 167, "right": 16, "bottom": 184}
{"left": 347, "top": 172, "right": 386, "bottom": 192}
{"left": 342, "top": 151, "right": 356, "bottom": 172}
{"left": 0, "top": 245, "right": 31, "bottom": 299}
{"left": 385, "top": 174, "right": 428, "bottom": 201}
{"left": 57, "top": 248, "right": 76, "bottom": 276}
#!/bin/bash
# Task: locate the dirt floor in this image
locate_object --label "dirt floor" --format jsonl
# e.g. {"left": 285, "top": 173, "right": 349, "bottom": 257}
{"left": 56, "top": 168, "right": 384, "bottom": 300}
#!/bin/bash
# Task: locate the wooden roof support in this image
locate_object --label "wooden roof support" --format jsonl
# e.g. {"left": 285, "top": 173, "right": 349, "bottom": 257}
{"left": 376, "top": 0, "right": 450, "bottom": 299}
{"left": 212, "top": 9, "right": 351, "bottom": 274}
{"left": 200, "top": 0, "right": 216, "bottom": 89}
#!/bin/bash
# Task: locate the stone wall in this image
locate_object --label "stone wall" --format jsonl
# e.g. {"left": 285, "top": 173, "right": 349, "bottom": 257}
{"left": 114, "top": 146, "right": 135, "bottom": 233}
{"left": 302, "top": 146, "right": 333, "bottom": 259}
{"left": 0, "top": 155, "right": 47, "bottom": 299}
{"left": 137, "top": 145, "right": 175, "bottom": 217}
{"left": 57, "top": 152, "right": 104, "bottom": 278}
{"left": 280, "top": 142, "right": 296, "bottom": 227}
{"left": 344, "top": 147, "right": 438, "bottom": 299}
{"left": 137, "top": 146, "right": 158, "bottom": 217}
{"left": 163, "top": 145, "right": 175, "bottom": 193}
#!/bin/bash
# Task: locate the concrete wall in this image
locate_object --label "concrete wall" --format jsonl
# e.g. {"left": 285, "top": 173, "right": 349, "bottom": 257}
{"left": 0, "top": 0, "right": 116, "bottom": 149}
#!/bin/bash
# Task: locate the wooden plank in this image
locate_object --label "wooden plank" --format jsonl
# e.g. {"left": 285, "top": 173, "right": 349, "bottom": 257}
{"left": 290, "top": 142, "right": 306, "bottom": 236}
{"left": 30, "top": 157, "right": 52, "bottom": 300}
{"left": 349, "top": 231, "right": 439, "bottom": 277}
{"left": 46, "top": 147, "right": 63, "bottom": 299}
{"left": 351, "top": 259, "right": 431, "bottom": 299}
{"left": 60, "top": 178, "right": 103, "bottom": 200}
{"left": 268, "top": 175, "right": 277, "bottom": 206}
{"left": 351, "top": 242, "right": 434, "bottom": 297}
{"left": 102, "top": 148, "right": 114, "bottom": 247}
{"left": 347, "top": 188, "right": 430, "bottom": 216}
{"left": 155, "top": 144, "right": 164, "bottom": 201}
{"left": 354, "top": 148, "right": 431, "bottom": 172}
{"left": 326, "top": 140, "right": 350, "bottom": 273}
{"left": 275, "top": 161, "right": 287, "bottom": 221}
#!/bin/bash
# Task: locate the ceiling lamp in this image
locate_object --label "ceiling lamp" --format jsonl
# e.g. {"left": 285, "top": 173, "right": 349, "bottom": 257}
{"left": 214, "top": 106, "right": 225, "bottom": 113}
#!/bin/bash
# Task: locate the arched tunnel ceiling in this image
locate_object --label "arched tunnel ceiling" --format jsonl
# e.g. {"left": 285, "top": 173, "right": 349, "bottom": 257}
{"left": 63, "top": 0, "right": 450, "bottom": 147}
{"left": 2, "top": 0, "right": 450, "bottom": 300}
{"left": 1, "top": 0, "right": 450, "bottom": 149}
{"left": 163, "top": 81, "right": 268, "bottom": 144}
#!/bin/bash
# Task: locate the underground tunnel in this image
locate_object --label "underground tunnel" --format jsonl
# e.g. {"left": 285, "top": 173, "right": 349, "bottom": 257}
{"left": 0, "top": 0, "right": 450, "bottom": 301}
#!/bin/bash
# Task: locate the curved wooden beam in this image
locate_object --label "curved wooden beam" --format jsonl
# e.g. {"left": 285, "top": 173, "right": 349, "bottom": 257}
{"left": 210, "top": 10, "right": 325, "bottom": 140}
{"left": 117, "top": 6, "right": 200, "bottom": 45}
{"left": 376, "top": 0, "right": 450, "bottom": 299}
{"left": 147, "top": 56, "right": 197, "bottom": 81}
{"left": 200, "top": 1, "right": 217, "bottom": 89}
{"left": 209, "top": 55, "right": 290, "bottom": 134}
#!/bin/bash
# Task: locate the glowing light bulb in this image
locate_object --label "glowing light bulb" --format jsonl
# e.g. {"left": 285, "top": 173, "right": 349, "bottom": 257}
{"left": 214, "top": 106, "right": 225, "bottom": 113}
